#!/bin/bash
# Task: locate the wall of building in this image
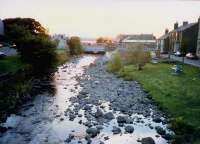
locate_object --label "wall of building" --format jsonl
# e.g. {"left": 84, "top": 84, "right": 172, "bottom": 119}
{"left": 0, "top": 19, "right": 4, "bottom": 36}
{"left": 197, "top": 18, "right": 200, "bottom": 57}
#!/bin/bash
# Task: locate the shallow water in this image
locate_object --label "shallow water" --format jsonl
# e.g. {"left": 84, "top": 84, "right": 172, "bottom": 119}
{"left": 0, "top": 55, "right": 171, "bottom": 144}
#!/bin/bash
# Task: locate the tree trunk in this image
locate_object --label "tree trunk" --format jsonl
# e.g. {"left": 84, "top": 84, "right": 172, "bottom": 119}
{"left": 182, "top": 56, "right": 184, "bottom": 64}
{"left": 138, "top": 64, "right": 142, "bottom": 71}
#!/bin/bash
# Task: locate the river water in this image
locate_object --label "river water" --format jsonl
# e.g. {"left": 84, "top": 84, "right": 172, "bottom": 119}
{"left": 0, "top": 55, "right": 171, "bottom": 144}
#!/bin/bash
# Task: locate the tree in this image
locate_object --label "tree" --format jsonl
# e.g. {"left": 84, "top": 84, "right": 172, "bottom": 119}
{"left": 20, "top": 36, "right": 57, "bottom": 74}
{"left": 3, "top": 18, "right": 48, "bottom": 50}
{"left": 3, "top": 18, "right": 47, "bottom": 36}
{"left": 180, "top": 39, "right": 189, "bottom": 63}
{"left": 67, "top": 36, "right": 83, "bottom": 55}
{"left": 126, "top": 44, "right": 151, "bottom": 70}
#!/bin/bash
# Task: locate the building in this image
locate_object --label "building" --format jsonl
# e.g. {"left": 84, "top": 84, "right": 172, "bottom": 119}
{"left": 118, "top": 34, "right": 156, "bottom": 50}
{"left": 0, "top": 19, "right": 4, "bottom": 41}
{"left": 51, "top": 34, "right": 68, "bottom": 49}
{"left": 158, "top": 17, "right": 200, "bottom": 56}
{"left": 197, "top": 18, "right": 200, "bottom": 57}
{"left": 157, "top": 29, "right": 170, "bottom": 53}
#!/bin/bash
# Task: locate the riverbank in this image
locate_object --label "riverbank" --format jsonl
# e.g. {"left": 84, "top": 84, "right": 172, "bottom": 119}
{"left": 114, "top": 60, "right": 200, "bottom": 144}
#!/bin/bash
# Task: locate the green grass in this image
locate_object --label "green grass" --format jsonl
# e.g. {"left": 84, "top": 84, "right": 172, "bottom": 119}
{"left": 119, "top": 63, "right": 200, "bottom": 126}
{"left": 56, "top": 49, "right": 69, "bottom": 65}
{"left": 0, "top": 56, "right": 26, "bottom": 73}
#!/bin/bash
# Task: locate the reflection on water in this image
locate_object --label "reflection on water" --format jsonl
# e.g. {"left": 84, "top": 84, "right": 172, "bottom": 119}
{"left": 0, "top": 55, "right": 171, "bottom": 144}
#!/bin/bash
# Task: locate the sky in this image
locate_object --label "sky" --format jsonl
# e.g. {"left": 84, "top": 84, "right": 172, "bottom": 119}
{"left": 0, "top": 0, "right": 200, "bottom": 38}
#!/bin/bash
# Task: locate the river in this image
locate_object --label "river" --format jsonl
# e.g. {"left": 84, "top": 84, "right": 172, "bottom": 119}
{"left": 0, "top": 55, "right": 172, "bottom": 144}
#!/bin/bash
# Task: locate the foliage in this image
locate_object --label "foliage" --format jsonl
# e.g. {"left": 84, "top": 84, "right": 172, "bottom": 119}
{"left": 56, "top": 49, "right": 70, "bottom": 65}
{"left": 3, "top": 18, "right": 47, "bottom": 36}
{"left": 107, "top": 53, "right": 123, "bottom": 73}
{"left": 67, "top": 36, "right": 83, "bottom": 55}
{"left": 119, "top": 63, "right": 200, "bottom": 143}
{"left": 0, "top": 56, "right": 26, "bottom": 73}
{"left": 125, "top": 45, "right": 151, "bottom": 70}
{"left": 96, "top": 37, "right": 112, "bottom": 44}
{"left": 155, "top": 49, "right": 161, "bottom": 58}
{"left": 19, "top": 36, "right": 57, "bottom": 74}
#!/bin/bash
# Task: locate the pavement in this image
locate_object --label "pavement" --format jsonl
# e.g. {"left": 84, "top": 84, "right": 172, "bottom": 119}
{"left": 161, "top": 54, "right": 200, "bottom": 68}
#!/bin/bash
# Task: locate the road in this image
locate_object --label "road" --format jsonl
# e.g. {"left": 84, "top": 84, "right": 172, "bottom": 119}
{"left": 0, "top": 55, "right": 172, "bottom": 144}
{"left": 162, "top": 54, "right": 200, "bottom": 68}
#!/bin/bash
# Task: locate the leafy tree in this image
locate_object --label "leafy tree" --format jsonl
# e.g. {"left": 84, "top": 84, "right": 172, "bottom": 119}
{"left": 67, "top": 36, "right": 83, "bottom": 55}
{"left": 3, "top": 18, "right": 48, "bottom": 50}
{"left": 20, "top": 36, "right": 57, "bottom": 74}
{"left": 3, "top": 18, "right": 47, "bottom": 36}
{"left": 126, "top": 44, "right": 151, "bottom": 70}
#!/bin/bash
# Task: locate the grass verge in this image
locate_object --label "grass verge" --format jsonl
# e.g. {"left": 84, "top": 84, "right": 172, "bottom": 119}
{"left": 0, "top": 56, "right": 26, "bottom": 74}
{"left": 108, "top": 60, "right": 200, "bottom": 143}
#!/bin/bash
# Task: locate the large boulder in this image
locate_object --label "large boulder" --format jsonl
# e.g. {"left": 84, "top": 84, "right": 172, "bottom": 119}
{"left": 94, "top": 108, "right": 104, "bottom": 118}
{"left": 125, "top": 125, "right": 134, "bottom": 133}
{"left": 141, "top": 137, "right": 155, "bottom": 144}
{"left": 86, "top": 127, "right": 100, "bottom": 138}
{"left": 112, "top": 126, "right": 121, "bottom": 134}
{"left": 104, "top": 112, "right": 115, "bottom": 120}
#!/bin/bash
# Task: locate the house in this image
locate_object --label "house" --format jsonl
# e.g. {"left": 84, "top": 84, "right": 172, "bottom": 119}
{"left": 197, "top": 18, "right": 200, "bottom": 57}
{"left": 157, "top": 29, "right": 170, "bottom": 53}
{"left": 158, "top": 17, "right": 200, "bottom": 56}
{"left": 118, "top": 34, "right": 156, "bottom": 50}
{"left": 0, "top": 19, "right": 4, "bottom": 41}
{"left": 51, "top": 34, "right": 69, "bottom": 49}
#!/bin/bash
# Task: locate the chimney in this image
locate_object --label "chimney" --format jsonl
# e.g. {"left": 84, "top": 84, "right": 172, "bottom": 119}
{"left": 174, "top": 22, "right": 178, "bottom": 30}
{"left": 183, "top": 21, "right": 188, "bottom": 26}
{"left": 165, "top": 29, "right": 169, "bottom": 34}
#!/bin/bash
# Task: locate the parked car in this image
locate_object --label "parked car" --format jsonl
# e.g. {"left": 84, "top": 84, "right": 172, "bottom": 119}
{"left": 186, "top": 53, "right": 199, "bottom": 60}
{"left": 0, "top": 52, "right": 6, "bottom": 58}
{"left": 174, "top": 51, "right": 184, "bottom": 57}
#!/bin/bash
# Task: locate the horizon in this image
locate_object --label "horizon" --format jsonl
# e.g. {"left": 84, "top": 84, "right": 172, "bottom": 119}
{"left": 1, "top": 0, "right": 200, "bottom": 38}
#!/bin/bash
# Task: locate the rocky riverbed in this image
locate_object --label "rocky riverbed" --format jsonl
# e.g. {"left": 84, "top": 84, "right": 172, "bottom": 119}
{"left": 0, "top": 55, "right": 173, "bottom": 144}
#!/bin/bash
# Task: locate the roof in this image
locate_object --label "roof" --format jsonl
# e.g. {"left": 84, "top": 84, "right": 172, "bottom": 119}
{"left": 159, "top": 22, "right": 197, "bottom": 40}
{"left": 121, "top": 34, "right": 156, "bottom": 43}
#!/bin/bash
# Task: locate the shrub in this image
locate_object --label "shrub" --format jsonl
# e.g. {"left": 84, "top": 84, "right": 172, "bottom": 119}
{"left": 20, "top": 36, "right": 57, "bottom": 74}
{"left": 67, "top": 36, "right": 83, "bottom": 55}
{"left": 125, "top": 44, "right": 151, "bottom": 70}
{"left": 107, "top": 53, "right": 123, "bottom": 73}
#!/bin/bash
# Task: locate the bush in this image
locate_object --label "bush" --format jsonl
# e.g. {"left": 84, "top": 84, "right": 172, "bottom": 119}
{"left": 67, "top": 36, "right": 83, "bottom": 55}
{"left": 20, "top": 36, "right": 57, "bottom": 74}
{"left": 107, "top": 53, "right": 123, "bottom": 73}
{"left": 125, "top": 44, "right": 151, "bottom": 70}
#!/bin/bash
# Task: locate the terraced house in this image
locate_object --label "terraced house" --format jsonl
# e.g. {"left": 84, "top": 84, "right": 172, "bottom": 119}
{"left": 0, "top": 19, "right": 4, "bottom": 40}
{"left": 157, "top": 17, "right": 200, "bottom": 57}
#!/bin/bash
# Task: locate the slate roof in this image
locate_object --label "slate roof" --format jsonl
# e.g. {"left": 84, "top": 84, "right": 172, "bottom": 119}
{"left": 125, "top": 34, "right": 156, "bottom": 41}
{"left": 159, "top": 22, "right": 197, "bottom": 40}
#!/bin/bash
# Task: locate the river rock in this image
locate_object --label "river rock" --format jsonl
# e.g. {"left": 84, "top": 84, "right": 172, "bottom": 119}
{"left": 65, "top": 134, "right": 75, "bottom": 143}
{"left": 94, "top": 108, "right": 104, "bottom": 118}
{"left": 104, "top": 112, "right": 115, "bottom": 120}
{"left": 125, "top": 125, "right": 134, "bottom": 133}
{"left": 155, "top": 126, "right": 166, "bottom": 135}
{"left": 117, "top": 116, "right": 128, "bottom": 123}
{"left": 112, "top": 126, "right": 121, "bottom": 134}
{"left": 86, "top": 127, "right": 100, "bottom": 138}
{"left": 0, "top": 126, "right": 7, "bottom": 133}
{"left": 141, "top": 137, "right": 155, "bottom": 144}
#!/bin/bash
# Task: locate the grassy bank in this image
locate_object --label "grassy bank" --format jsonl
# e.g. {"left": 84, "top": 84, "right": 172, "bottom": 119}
{"left": 0, "top": 56, "right": 26, "bottom": 73}
{"left": 107, "top": 57, "right": 200, "bottom": 143}
{"left": 56, "top": 49, "right": 70, "bottom": 65}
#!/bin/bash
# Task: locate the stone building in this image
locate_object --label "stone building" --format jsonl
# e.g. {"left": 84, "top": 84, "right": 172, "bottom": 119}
{"left": 157, "top": 17, "right": 200, "bottom": 56}
{"left": 117, "top": 34, "right": 156, "bottom": 50}
{"left": 0, "top": 19, "right": 4, "bottom": 41}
